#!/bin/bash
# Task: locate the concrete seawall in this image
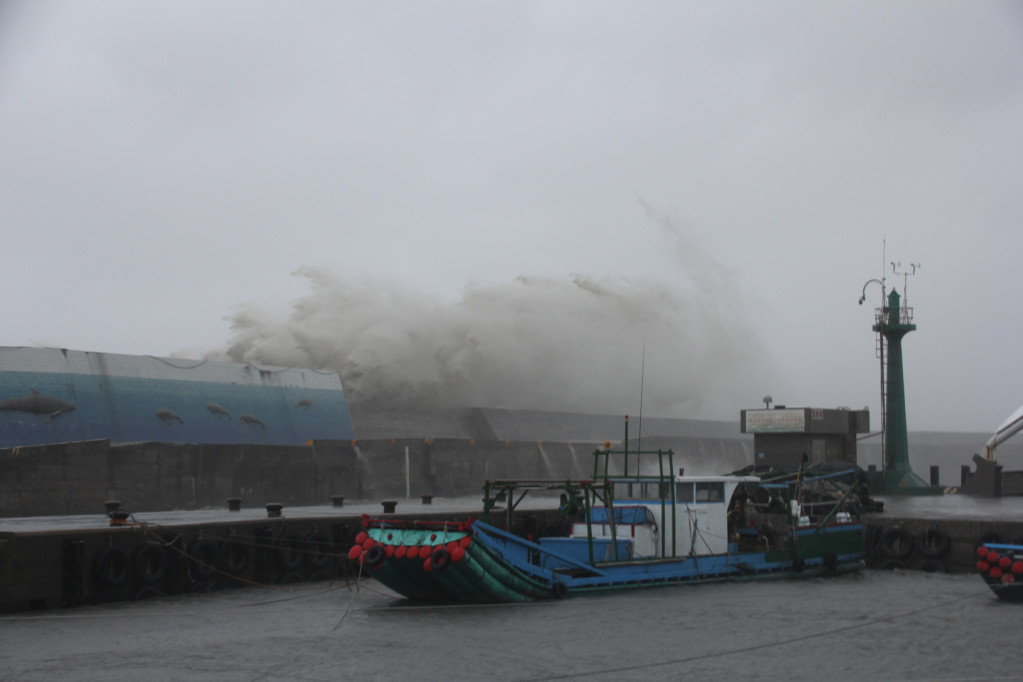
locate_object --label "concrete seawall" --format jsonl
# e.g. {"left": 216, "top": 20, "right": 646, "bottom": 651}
{"left": 0, "top": 435, "right": 755, "bottom": 517}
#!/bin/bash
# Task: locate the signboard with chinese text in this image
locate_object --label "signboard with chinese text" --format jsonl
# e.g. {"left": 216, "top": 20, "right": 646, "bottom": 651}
{"left": 744, "top": 409, "right": 806, "bottom": 433}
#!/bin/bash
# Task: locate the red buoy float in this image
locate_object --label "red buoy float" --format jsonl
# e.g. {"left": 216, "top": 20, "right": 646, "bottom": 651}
{"left": 978, "top": 561, "right": 990, "bottom": 572}
{"left": 384, "top": 545, "right": 395, "bottom": 558}
{"left": 1013, "top": 561, "right": 1023, "bottom": 575}
{"left": 1003, "top": 573, "right": 1016, "bottom": 585}
{"left": 423, "top": 558, "right": 433, "bottom": 572}
{"left": 459, "top": 536, "right": 472, "bottom": 548}
{"left": 450, "top": 546, "right": 466, "bottom": 563}
{"left": 349, "top": 545, "right": 364, "bottom": 560}
{"left": 1000, "top": 556, "right": 1012, "bottom": 569}
{"left": 355, "top": 532, "right": 368, "bottom": 545}
{"left": 395, "top": 545, "right": 408, "bottom": 559}
{"left": 991, "top": 567, "right": 1004, "bottom": 580}
{"left": 977, "top": 546, "right": 989, "bottom": 558}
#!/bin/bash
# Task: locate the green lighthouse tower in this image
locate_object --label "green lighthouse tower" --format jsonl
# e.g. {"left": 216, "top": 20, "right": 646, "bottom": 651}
{"left": 867, "top": 287, "right": 938, "bottom": 494}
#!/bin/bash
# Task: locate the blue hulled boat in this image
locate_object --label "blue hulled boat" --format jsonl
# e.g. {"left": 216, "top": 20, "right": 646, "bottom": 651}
{"left": 354, "top": 427, "right": 866, "bottom": 602}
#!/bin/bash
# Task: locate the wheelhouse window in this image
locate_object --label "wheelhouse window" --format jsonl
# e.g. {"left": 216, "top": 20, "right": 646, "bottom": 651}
{"left": 613, "top": 481, "right": 670, "bottom": 500}
{"left": 676, "top": 482, "right": 694, "bottom": 503}
{"left": 695, "top": 482, "right": 724, "bottom": 502}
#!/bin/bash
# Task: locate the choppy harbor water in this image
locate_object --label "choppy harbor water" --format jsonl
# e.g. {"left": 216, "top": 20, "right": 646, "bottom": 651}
{"left": 1, "top": 568, "right": 1019, "bottom": 682}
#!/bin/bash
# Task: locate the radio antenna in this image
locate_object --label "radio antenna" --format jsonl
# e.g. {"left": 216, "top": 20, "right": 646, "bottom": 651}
{"left": 638, "top": 338, "right": 646, "bottom": 452}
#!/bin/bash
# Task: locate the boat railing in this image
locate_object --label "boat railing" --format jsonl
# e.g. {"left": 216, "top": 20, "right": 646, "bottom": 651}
{"left": 483, "top": 418, "right": 682, "bottom": 563}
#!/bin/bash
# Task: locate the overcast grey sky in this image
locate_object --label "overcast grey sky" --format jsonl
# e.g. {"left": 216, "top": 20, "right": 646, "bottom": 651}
{"left": 1, "top": 2, "right": 1021, "bottom": 433}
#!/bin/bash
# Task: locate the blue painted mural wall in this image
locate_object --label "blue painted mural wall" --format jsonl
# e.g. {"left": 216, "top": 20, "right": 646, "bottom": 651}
{"left": 0, "top": 347, "right": 355, "bottom": 447}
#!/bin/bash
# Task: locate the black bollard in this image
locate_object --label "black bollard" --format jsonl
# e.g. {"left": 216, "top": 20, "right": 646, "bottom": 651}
{"left": 421, "top": 494, "right": 433, "bottom": 505}
{"left": 108, "top": 510, "right": 130, "bottom": 526}
{"left": 104, "top": 500, "right": 122, "bottom": 516}
{"left": 381, "top": 500, "right": 397, "bottom": 514}
{"left": 265, "top": 503, "right": 284, "bottom": 518}
{"left": 227, "top": 497, "right": 242, "bottom": 512}
{"left": 331, "top": 495, "right": 345, "bottom": 508}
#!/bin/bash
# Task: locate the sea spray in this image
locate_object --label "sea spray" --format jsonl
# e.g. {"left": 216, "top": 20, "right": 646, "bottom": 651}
{"left": 209, "top": 209, "right": 775, "bottom": 419}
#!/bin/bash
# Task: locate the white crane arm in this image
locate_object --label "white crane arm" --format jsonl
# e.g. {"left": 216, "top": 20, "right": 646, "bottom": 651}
{"left": 984, "top": 404, "right": 1023, "bottom": 460}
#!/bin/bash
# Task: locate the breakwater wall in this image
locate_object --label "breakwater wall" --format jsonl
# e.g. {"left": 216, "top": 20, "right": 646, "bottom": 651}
{"left": 0, "top": 436, "right": 754, "bottom": 518}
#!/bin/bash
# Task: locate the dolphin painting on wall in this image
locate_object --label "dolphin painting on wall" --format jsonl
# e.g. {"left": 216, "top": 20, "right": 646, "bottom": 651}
{"left": 0, "top": 389, "right": 76, "bottom": 419}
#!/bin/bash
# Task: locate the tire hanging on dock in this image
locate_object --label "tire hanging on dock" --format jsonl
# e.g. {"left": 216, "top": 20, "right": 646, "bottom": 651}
{"left": 918, "top": 529, "right": 951, "bottom": 559}
{"left": 132, "top": 544, "right": 168, "bottom": 584}
{"left": 93, "top": 546, "right": 131, "bottom": 589}
{"left": 303, "top": 531, "right": 332, "bottom": 570}
{"left": 915, "top": 559, "right": 946, "bottom": 573}
{"left": 188, "top": 540, "right": 220, "bottom": 582}
{"left": 276, "top": 535, "right": 305, "bottom": 572}
{"left": 219, "top": 539, "right": 250, "bottom": 576}
{"left": 880, "top": 528, "right": 914, "bottom": 560}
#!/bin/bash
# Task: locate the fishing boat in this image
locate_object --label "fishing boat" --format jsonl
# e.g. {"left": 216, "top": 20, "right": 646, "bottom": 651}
{"left": 975, "top": 543, "right": 1023, "bottom": 602}
{"left": 352, "top": 423, "right": 866, "bottom": 602}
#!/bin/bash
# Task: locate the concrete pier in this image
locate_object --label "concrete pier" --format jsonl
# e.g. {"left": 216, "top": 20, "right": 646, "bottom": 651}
{"left": 0, "top": 498, "right": 564, "bottom": 613}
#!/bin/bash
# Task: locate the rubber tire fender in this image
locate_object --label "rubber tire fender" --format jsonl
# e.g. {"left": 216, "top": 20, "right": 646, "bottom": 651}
{"left": 94, "top": 546, "right": 131, "bottom": 589}
{"left": 189, "top": 540, "right": 220, "bottom": 578}
{"left": 220, "top": 539, "right": 250, "bottom": 575}
{"left": 430, "top": 548, "right": 451, "bottom": 571}
{"left": 918, "top": 529, "right": 951, "bottom": 559}
{"left": 363, "top": 544, "right": 386, "bottom": 569}
{"left": 276, "top": 535, "right": 304, "bottom": 571}
{"left": 132, "top": 543, "right": 168, "bottom": 584}
{"left": 303, "top": 531, "right": 332, "bottom": 569}
{"left": 880, "top": 528, "right": 914, "bottom": 560}
{"left": 915, "top": 559, "right": 946, "bottom": 573}
{"left": 551, "top": 581, "right": 568, "bottom": 599}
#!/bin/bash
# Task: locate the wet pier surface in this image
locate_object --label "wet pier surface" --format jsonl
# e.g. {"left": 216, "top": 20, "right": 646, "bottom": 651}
{"left": 1, "top": 569, "right": 1017, "bottom": 682}
{"left": 876, "top": 494, "right": 1023, "bottom": 521}
{"left": 0, "top": 495, "right": 548, "bottom": 533}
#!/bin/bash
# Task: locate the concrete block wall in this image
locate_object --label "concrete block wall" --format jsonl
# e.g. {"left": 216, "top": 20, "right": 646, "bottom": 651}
{"left": 0, "top": 435, "right": 759, "bottom": 517}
